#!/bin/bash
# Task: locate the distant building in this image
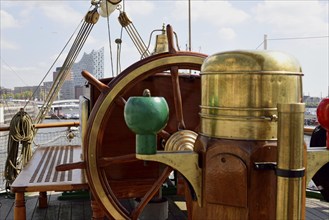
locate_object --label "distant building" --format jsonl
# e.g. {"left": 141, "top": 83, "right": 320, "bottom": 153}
{"left": 51, "top": 48, "right": 104, "bottom": 100}
{"left": 60, "top": 80, "right": 75, "bottom": 100}
{"left": 0, "top": 87, "right": 12, "bottom": 98}
{"left": 43, "top": 81, "right": 53, "bottom": 99}
{"left": 0, "top": 47, "right": 104, "bottom": 101}
{"left": 71, "top": 47, "right": 104, "bottom": 87}
{"left": 74, "top": 85, "right": 90, "bottom": 99}
{"left": 53, "top": 66, "right": 73, "bottom": 82}
{"left": 13, "top": 86, "right": 40, "bottom": 100}
{"left": 303, "top": 96, "right": 321, "bottom": 107}
{"left": 52, "top": 67, "right": 75, "bottom": 100}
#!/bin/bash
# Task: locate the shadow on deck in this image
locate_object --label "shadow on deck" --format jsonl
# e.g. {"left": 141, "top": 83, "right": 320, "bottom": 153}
{"left": 0, "top": 191, "right": 188, "bottom": 220}
{"left": 1, "top": 191, "right": 328, "bottom": 219}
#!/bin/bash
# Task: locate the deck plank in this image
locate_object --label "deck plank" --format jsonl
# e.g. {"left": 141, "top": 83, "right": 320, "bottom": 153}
{"left": 25, "top": 192, "right": 40, "bottom": 219}
{"left": 71, "top": 200, "right": 92, "bottom": 220}
{"left": 0, "top": 193, "right": 14, "bottom": 220}
{"left": 306, "top": 198, "right": 329, "bottom": 219}
{"left": 1, "top": 192, "right": 328, "bottom": 219}
{"left": 44, "top": 193, "right": 62, "bottom": 220}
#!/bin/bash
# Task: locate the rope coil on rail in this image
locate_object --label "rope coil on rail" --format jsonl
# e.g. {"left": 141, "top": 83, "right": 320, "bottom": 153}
{"left": 4, "top": 109, "right": 34, "bottom": 190}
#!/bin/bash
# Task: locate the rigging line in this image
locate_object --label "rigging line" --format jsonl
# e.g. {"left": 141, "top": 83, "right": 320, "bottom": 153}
{"left": 124, "top": 26, "right": 144, "bottom": 55}
{"left": 23, "top": 18, "right": 85, "bottom": 109}
{"left": 106, "top": 1, "right": 115, "bottom": 77}
{"left": 33, "top": 6, "right": 95, "bottom": 116}
{"left": 125, "top": 26, "right": 141, "bottom": 53}
{"left": 0, "top": 57, "right": 29, "bottom": 86}
{"left": 35, "top": 21, "right": 94, "bottom": 124}
{"left": 116, "top": 40, "right": 121, "bottom": 76}
{"left": 130, "top": 23, "right": 150, "bottom": 57}
{"left": 125, "top": 23, "right": 149, "bottom": 58}
{"left": 44, "top": 23, "right": 93, "bottom": 109}
{"left": 255, "top": 41, "right": 264, "bottom": 50}
{"left": 44, "top": 21, "right": 90, "bottom": 99}
{"left": 268, "top": 36, "right": 329, "bottom": 41}
{"left": 117, "top": 26, "right": 124, "bottom": 75}
{"left": 60, "top": 22, "right": 90, "bottom": 70}
{"left": 116, "top": 1, "right": 125, "bottom": 75}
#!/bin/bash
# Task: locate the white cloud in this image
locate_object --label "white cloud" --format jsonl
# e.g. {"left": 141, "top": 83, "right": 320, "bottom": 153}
{"left": 1, "top": 38, "right": 19, "bottom": 50}
{"left": 253, "top": 1, "right": 328, "bottom": 35}
{"left": 39, "top": 3, "right": 84, "bottom": 27}
{"left": 173, "top": 1, "right": 250, "bottom": 26}
{"left": 124, "top": 1, "right": 155, "bottom": 17}
{"left": 218, "top": 27, "right": 236, "bottom": 40}
{"left": 0, "top": 10, "right": 20, "bottom": 29}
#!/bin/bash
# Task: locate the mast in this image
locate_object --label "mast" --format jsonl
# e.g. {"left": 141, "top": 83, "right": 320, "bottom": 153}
{"left": 264, "top": 34, "right": 268, "bottom": 50}
{"left": 188, "top": 0, "right": 192, "bottom": 51}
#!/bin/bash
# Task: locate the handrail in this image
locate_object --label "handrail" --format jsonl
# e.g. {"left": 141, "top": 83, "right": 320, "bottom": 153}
{"left": 0, "top": 122, "right": 314, "bottom": 135}
{"left": 304, "top": 127, "right": 314, "bottom": 136}
{"left": 0, "top": 121, "right": 80, "bottom": 132}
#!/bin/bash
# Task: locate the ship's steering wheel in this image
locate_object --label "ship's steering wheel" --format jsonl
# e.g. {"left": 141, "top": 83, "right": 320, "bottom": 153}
{"left": 83, "top": 25, "right": 207, "bottom": 219}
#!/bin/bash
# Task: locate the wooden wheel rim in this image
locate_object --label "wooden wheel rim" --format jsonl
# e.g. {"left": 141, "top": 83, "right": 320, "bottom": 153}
{"left": 85, "top": 52, "right": 206, "bottom": 219}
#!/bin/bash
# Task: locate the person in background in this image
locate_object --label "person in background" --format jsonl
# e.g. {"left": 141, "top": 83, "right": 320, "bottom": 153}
{"left": 310, "top": 125, "right": 328, "bottom": 201}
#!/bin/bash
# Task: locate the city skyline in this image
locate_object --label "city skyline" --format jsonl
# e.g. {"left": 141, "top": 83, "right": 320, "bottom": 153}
{"left": 1, "top": 1, "right": 328, "bottom": 97}
{"left": 0, "top": 47, "right": 104, "bottom": 101}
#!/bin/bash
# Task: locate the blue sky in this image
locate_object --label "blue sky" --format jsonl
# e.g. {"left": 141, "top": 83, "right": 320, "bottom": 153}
{"left": 1, "top": 0, "right": 328, "bottom": 97}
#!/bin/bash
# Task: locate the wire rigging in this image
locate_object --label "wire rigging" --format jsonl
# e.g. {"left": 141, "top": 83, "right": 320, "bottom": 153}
{"left": 268, "top": 36, "right": 328, "bottom": 41}
{"left": 256, "top": 35, "right": 329, "bottom": 49}
{"left": 118, "top": 11, "right": 150, "bottom": 59}
{"left": 105, "top": 1, "right": 115, "bottom": 77}
{"left": 23, "top": 17, "right": 86, "bottom": 109}
{"left": 117, "top": 0, "right": 126, "bottom": 75}
{"left": 0, "top": 57, "right": 29, "bottom": 87}
{"left": 35, "top": 7, "right": 99, "bottom": 125}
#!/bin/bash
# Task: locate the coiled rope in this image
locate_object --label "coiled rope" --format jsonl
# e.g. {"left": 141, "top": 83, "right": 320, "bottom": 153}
{"left": 4, "top": 108, "right": 34, "bottom": 189}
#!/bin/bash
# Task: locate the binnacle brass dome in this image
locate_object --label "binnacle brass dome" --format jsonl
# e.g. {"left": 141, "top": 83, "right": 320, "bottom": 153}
{"left": 200, "top": 50, "right": 303, "bottom": 140}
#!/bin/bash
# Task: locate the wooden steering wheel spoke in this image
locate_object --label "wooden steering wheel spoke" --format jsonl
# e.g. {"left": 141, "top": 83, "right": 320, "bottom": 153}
{"left": 114, "top": 96, "right": 127, "bottom": 108}
{"left": 130, "top": 166, "right": 173, "bottom": 220}
{"left": 158, "top": 129, "right": 171, "bottom": 141}
{"left": 98, "top": 154, "right": 137, "bottom": 168}
{"left": 82, "top": 70, "right": 109, "bottom": 93}
{"left": 170, "top": 66, "right": 186, "bottom": 130}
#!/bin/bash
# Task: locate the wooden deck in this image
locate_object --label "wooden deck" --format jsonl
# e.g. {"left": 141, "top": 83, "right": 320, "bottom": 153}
{"left": 0, "top": 191, "right": 328, "bottom": 219}
{"left": 306, "top": 198, "right": 329, "bottom": 220}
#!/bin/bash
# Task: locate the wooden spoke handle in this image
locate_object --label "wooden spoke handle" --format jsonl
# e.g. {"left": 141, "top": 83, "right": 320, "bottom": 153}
{"left": 56, "top": 161, "right": 86, "bottom": 171}
{"left": 82, "top": 70, "right": 109, "bottom": 93}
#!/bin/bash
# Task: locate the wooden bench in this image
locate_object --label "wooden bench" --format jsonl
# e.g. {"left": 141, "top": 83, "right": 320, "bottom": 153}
{"left": 9, "top": 96, "right": 102, "bottom": 220}
{"left": 11, "top": 144, "right": 89, "bottom": 220}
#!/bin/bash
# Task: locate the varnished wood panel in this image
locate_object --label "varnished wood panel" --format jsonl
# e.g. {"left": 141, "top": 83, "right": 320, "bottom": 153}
{"left": 206, "top": 153, "right": 247, "bottom": 207}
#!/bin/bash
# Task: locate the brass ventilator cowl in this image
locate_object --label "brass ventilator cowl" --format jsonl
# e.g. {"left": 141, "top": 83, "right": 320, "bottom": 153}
{"left": 200, "top": 50, "right": 303, "bottom": 140}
